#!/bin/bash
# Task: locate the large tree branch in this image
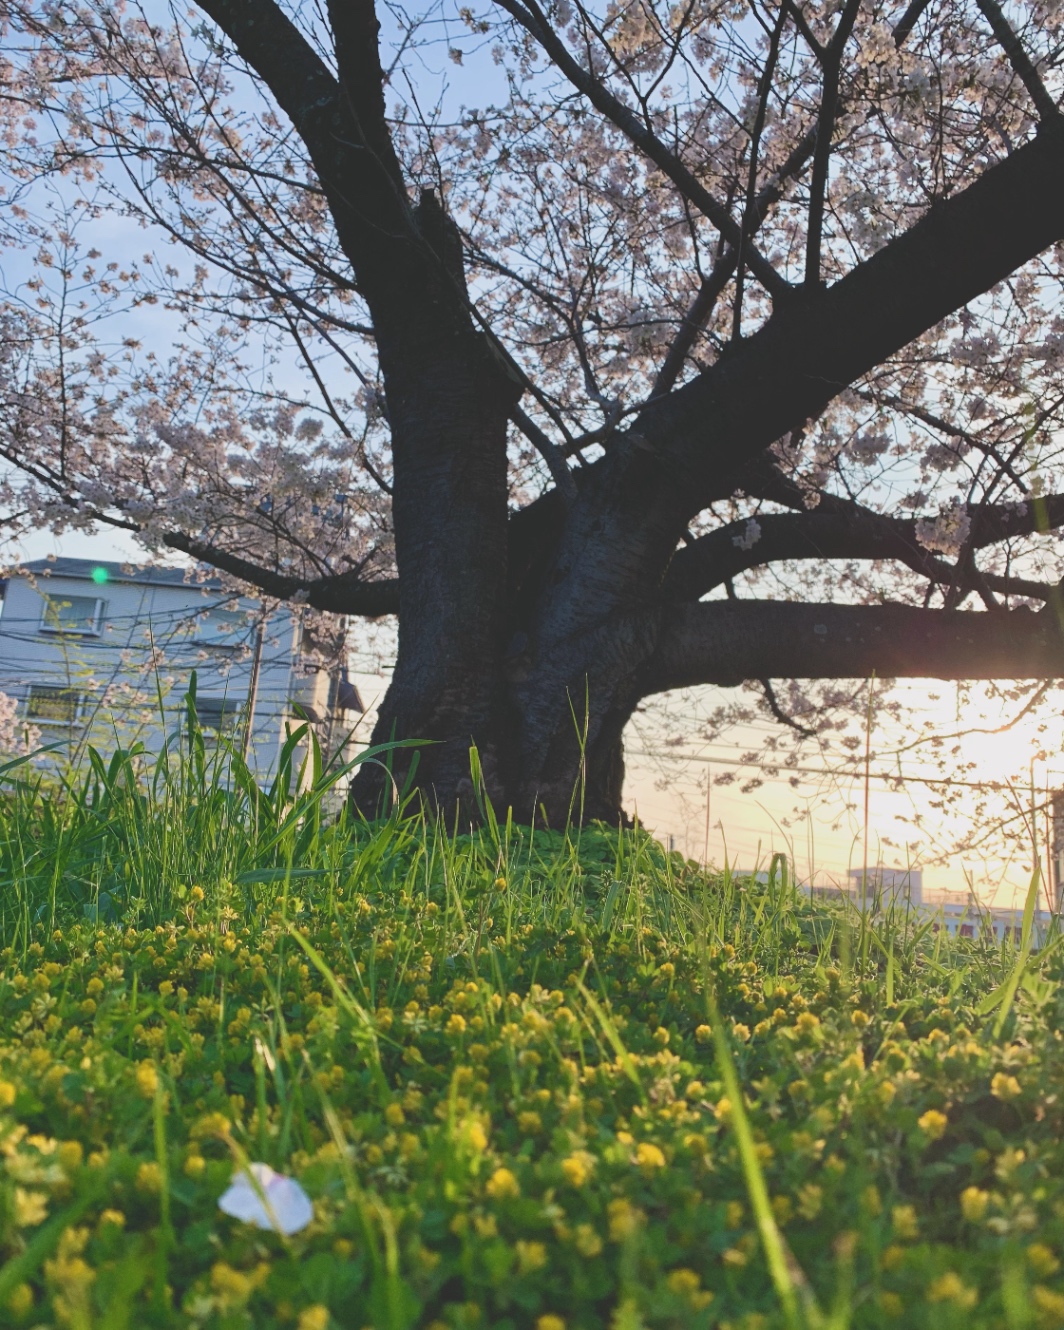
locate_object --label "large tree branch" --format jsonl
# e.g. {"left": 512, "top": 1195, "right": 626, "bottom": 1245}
{"left": 162, "top": 532, "right": 400, "bottom": 617}
{"left": 664, "top": 493, "right": 1064, "bottom": 600}
{"left": 973, "top": 0, "right": 1060, "bottom": 122}
{"left": 643, "top": 600, "right": 1064, "bottom": 692}
{"left": 631, "top": 123, "right": 1064, "bottom": 508}
{"left": 193, "top": 0, "right": 467, "bottom": 344}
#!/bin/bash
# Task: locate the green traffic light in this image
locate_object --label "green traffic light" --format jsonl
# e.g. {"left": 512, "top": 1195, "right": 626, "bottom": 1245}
{"left": 91, "top": 566, "right": 109, "bottom": 585}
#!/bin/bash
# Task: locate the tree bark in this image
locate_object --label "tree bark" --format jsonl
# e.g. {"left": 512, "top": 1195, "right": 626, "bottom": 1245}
{"left": 350, "top": 332, "right": 519, "bottom": 816}
{"left": 644, "top": 600, "right": 1064, "bottom": 691}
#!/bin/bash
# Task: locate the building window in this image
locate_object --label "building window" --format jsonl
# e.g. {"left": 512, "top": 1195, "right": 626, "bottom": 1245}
{"left": 39, "top": 594, "right": 105, "bottom": 636}
{"left": 193, "top": 697, "right": 243, "bottom": 733}
{"left": 26, "top": 685, "right": 82, "bottom": 725}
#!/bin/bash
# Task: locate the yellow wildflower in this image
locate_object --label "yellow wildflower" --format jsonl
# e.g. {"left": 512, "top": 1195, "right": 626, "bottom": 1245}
{"left": 878, "top": 1291, "right": 903, "bottom": 1317}
{"left": 135, "top": 1162, "right": 162, "bottom": 1194}
{"left": 464, "top": 1120, "right": 488, "bottom": 1152}
{"left": 694, "top": 1024, "right": 712, "bottom": 1043}
{"left": 485, "top": 1167, "right": 520, "bottom": 1200}
{"left": 297, "top": 1306, "right": 331, "bottom": 1330}
{"left": 184, "top": 1153, "right": 206, "bottom": 1178}
{"left": 572, "top": 1223, "right": 603, "bottom": 1257}
{"left": 536, "top": 1317, "right": 565, "bottom": 1330}
{"left": 607, "top": 1198, "right": 644, "bottom": 1242}
{"left": 561, "top": 1152, "right": 594, "bottom": 1187}
{"left": 927, "top": 1273, "right": 977, "bottom": 1308}
{"left": 210, "top": 1261, "right": 267, "bottom": 1311}
{"left": 881, "top": 1245, "right": 905, "bottom": 1271}
{"left": 135, "top": 1061, "right": 159, "bottom": 1099}
{"left": 797, "top": 1185, "right": 823, "bottom": 1220}
{"left": 917, "top": 1109, "right": 948, "bottom": 1141}
{"left": 1028, "top": 1244, "right": 1061, "bottom": 1277}
{"left": 991, "top": 1072, "right": 1022, "bottom": 1100}
{"left": 1033, "top": 1286, "right": 1064, "bottom": 1320}
{"left": 960, "top": 1187, "right": 989, "bottom": 1222}
{"left": 5, "top": 1284, "right": 33, "bottom": 1317}
{"left": 667, "top": 1268, "right": 714, "bottom": 1309}
{"left": 515, "top": 1240, "right": 547, "bottom": 1273}
{"left": 0, "top": 1081, "right": 15, "bottom": 1109}
{"left": 634, "top": 1141, "right": 666, "bottom": 1173}
{"left": 58, "top": 1140, "right": 83, "bottom": 1174}
{"left": 892, "top": 1205, "right": 919, "bottom": 1240}
{"left": 13, "top": 1188, "right": 48, "bottom": 1227}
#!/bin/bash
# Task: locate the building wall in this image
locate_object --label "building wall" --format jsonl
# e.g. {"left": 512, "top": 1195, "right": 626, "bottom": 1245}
{"left": 0, "top": 569, "right": 301, "bottom": 778}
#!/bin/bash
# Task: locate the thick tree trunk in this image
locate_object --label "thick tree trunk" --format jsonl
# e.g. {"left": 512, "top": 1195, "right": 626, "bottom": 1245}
{"left": 351, "top": 589, "right": 1064, "bottom": 827}
{"left": 348, "top": 334, "right": 518, "bottom": 816}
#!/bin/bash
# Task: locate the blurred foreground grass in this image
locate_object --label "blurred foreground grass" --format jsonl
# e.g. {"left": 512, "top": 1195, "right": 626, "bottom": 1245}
{"left": 1, "top": 730, "right": 1063, "bottom": 1329}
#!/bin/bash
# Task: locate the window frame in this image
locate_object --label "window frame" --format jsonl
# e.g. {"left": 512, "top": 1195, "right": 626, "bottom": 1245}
{"left": 38, "top": 593, "right": 106, "bottom": 637}
{"left": 191, "top": 696, "right": 244, "bottom": 736}
{"left": 25, "top": 683, "right": 84, "bottom": 726}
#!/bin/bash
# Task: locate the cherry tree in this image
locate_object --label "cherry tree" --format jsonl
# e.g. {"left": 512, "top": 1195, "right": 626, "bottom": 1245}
{"left": 1, "top": 0, "right": 1064, "bottom": 824}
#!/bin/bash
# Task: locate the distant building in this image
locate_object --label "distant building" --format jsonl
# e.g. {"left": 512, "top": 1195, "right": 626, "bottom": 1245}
{"left": 0, "top": 557, "right": 363, "bottom": 779}
{"left": 807, "top": 865, "right": 1053, "bottom": 947}
{"left": 847, "top": 867, "right": 923, "bottom": 907}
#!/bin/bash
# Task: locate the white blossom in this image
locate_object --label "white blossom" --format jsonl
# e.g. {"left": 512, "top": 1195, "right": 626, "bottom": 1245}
{"left": 914, "top": 500, "right": 972, "bottom": 557}
{"left": 218, "top": 1163, "right": 314, "bottom": 1235}
{"left": 732, "top": 518, "right": 761, "bottom": 551}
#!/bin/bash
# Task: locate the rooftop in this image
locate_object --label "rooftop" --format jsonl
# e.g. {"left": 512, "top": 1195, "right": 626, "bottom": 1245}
{"left": 15, "top": 557, "right": 225, "bottom": 591}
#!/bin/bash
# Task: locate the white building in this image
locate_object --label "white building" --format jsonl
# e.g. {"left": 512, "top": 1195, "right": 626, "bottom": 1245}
{"left": 0, "top": 557, "right": 363, "bottom": 779}
{"left": 847, "top": 867, "right": 924, "bottom": 908}
{"left": 839, "top": 866, "right": 1051, "bottom": 946}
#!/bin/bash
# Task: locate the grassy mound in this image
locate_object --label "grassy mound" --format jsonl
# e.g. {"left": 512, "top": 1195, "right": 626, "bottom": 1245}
{"left": 0, "top": 748, "right": 1062, "bottom": 1328}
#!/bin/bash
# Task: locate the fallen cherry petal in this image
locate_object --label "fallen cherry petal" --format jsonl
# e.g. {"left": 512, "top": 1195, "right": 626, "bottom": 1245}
{"left": 218, "top": 1162, "right": 314, "bottom": 1235}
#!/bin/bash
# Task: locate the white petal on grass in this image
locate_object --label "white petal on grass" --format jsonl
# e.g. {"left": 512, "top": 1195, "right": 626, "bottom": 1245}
{"left": 218, "top": 1162, "right": 314, "bottom": 1235}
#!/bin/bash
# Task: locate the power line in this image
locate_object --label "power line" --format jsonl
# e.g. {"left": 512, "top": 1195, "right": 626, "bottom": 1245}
{"left": 628, "top": 749, "right": 1062, "bottom": 792}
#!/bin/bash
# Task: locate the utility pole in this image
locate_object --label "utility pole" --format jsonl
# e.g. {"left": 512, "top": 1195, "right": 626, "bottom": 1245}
{"left": 241, "top": 621, "right": 265, "bottom": 762}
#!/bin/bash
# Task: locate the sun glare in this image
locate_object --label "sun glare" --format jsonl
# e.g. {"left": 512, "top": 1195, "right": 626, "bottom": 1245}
{"left": 885, "top": 682, "right": 1056, "bottom": 790}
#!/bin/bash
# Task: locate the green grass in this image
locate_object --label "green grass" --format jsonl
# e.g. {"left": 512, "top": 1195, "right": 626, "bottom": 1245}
{"left": 1, "top": 727, "right": 1064, "bottom": 1329}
